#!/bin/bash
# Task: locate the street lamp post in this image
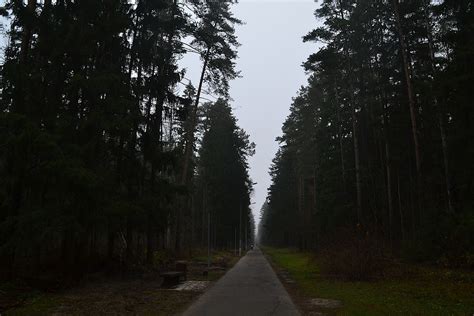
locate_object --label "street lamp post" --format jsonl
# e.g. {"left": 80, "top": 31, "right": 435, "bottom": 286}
{"left": 245, "top": 222, "right": 247, "bottom": 250}
{"left": 239, "top": 200, "right": 242, "bottom": 257}
{"left": 239, "top": 200, "right": 255, "bottom": 256}
{"left": 207, "top": 209, "right": 210, "bottom": 269}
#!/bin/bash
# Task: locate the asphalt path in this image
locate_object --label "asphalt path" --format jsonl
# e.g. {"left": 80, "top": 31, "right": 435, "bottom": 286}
{"left": 182, "top": 248, "right": 300, "bottom": 316}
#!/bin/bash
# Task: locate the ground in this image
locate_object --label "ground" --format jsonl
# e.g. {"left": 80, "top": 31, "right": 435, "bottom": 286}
{"left": 1, "top": 250, "right": 238, "bottom": 315}
{"left": 264, "top": 247, "right": 474, "bottom": 316}
{"left": 3, "top": 279, "right": 197, "bottom": 316}
{"left": 4, "top": 248, "right": 473, "bottom": 315}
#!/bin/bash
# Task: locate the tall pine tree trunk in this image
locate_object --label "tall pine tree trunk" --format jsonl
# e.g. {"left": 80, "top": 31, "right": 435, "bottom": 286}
{"left": 392, "top": 0, "right": 423, "bottom": 223}
{"left": 337, "top": 0, "right": 362, "bottom": 223}
{"left": 181, "top": 48, "right": 211, "bottom": 185}
{"left": 108, "top": 230, "right": 115, "bottom": 260}
{"left": 423, "top": 3, "right": 454, "bottom": 214}
{"left": 397, "top": 173, "right": 406, "bottom": 242}
{"left": 392, "top": 0, "right": 421, "bottom": 174}
{"left": 334, "top": 80, "right": 347, "bottom": 191}
{"left": 176, "top": 47, "right": 211, "bottom": 252}
{"left": 383, "top": 103, "right": 394, "bottom": 250}
{"left": 352, "top": 106, "right": 362, "bottom": 223}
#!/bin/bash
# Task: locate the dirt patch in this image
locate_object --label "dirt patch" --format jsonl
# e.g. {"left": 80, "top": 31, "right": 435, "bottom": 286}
{"left": 170, "top": 281, "right": 210, "bottom": 292}
{"left": 279, "top": 270, "right": 296, "bottom": 284}
{"left": 309, "top": 298, "right": 343, "bottom": 309}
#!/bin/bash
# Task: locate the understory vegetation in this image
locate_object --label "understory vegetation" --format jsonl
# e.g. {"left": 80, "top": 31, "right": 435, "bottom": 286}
{"left": 265, "top": 248, "right": 474, "bottom": 316}
{"left": 2, "top": 249, "right": 238, "bottom": 315}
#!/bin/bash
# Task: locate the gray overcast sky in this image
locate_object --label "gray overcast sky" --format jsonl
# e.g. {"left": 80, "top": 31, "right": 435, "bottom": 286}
{"left": 183, "top": 0, "right": 321, "bottom": 225}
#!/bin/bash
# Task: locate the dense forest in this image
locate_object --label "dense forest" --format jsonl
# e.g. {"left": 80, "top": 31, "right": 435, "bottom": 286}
{"left": 0, "top": 0, "right": 255, "bottom": 281}
{"left": 259, "top": 0, "right": 473, "bottom": 267}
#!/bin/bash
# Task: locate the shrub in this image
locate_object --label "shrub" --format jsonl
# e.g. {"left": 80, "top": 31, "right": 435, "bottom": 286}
{"left": 318, "top": 227, "right": 387, "bottom": 281}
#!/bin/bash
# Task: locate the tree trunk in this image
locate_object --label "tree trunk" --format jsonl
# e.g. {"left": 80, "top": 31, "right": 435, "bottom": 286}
{"left": 181, "top": 47, "right": 211, "bottom": 185}
{"left": 383, "top": 103, "right": 394, "bottom": 250}
{"left": 126, "top": 218, "right": 133, "bottom": 261}
{"left": 176, "top": 47, "right": 211, "bottom": 252}
{"left": 108, "top": 230, "right": 115, "bottom": 260}
{"left": 337, "top": 0, "right": 362, "bottom": 223}
{"left": 392, "top": 0, "right": 423, "bottom": 217}
{"left": 334, "top": 81, "right": 347, "bottom": 191}
{"left": 397, "top": 173, "right": 406, "bottom": 242}
{"left": 298, "top": 175, "right": 303, "bottom": 250}
{"left": 191, "top": 194, "right": 195, "bottom": 250}
{"left": 423, "top": 2, "right": 454, "bottom": 214}
{"left": 146, "top": 219, "right": 154, "bottom": 265}
{"left": 352, "top": 107, "right": 362, "bottom": 224}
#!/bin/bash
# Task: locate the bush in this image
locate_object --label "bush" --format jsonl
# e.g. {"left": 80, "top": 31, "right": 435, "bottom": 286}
{"left": 402, "top": 212, "right": 474, "bottom": 269}
{"left": 318, "top": 227, "right": 387, "bottom": 281}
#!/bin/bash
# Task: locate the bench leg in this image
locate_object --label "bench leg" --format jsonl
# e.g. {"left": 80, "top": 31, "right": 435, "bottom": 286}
{"left": 162, "top": 276, "right": 179, "bottom": 287}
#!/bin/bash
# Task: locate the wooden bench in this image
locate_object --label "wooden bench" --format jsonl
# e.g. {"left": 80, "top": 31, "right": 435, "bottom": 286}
{"left": 175, "top": 260, "right": 187, "bottom": 280}
{"left": 160, "top": 271, "right": 186, "bottom": 287}
{"left": 160, "top": 261, "right": 188, "bottom": 287}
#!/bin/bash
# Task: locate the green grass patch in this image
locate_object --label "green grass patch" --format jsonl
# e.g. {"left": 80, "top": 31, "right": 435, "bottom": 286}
{"left": 264, "top": 247, "right": 474, "bottom": 316}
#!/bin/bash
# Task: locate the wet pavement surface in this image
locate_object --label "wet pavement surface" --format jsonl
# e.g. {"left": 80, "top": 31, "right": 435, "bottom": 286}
{"left": 182, "top": 248, "right": 300, "bottom": 316}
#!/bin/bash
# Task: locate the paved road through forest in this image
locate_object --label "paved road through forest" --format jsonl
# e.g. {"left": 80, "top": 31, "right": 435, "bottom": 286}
{"left": 183, "top": 248, "right": 300, "bottom": 316}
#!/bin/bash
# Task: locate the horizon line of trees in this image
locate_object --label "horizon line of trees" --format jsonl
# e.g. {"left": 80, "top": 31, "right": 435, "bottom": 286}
{"left": 259, "top": 0, "right": 473, "bottom": 267}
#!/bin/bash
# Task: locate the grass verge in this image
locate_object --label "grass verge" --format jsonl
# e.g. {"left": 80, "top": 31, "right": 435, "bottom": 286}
{"left": 264, "top": 247, "right": 474, "bottom": 316}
